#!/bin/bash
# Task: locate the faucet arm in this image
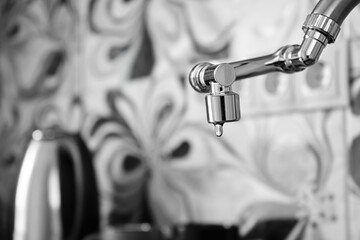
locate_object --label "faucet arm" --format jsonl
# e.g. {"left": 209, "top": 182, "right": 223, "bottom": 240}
{"left": 189, "top": 30, "right": 327, "bottom": 93}
{"left": 190, "top": 6, "right": 346, "bottom": 93}
{"left": 190, "top": 0, "right": 360, "bottom": 93}
{"left": 189, "top": 45, "right": 301, "bottom": 91}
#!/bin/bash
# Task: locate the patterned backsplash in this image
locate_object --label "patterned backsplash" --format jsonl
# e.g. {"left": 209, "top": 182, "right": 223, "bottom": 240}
{"left": 0, "top": 0, "right": 359, "bottom": 239}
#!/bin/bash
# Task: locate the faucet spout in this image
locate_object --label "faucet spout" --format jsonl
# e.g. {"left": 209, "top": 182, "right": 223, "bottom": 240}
{"left": 311, "top": 0, "right": 360, "bottom": 26}
{"left": 189, "top": 0, "right": 360, "bottom": 136}
{"left": 188, "top": 0, "right": 360, "bottom": 136}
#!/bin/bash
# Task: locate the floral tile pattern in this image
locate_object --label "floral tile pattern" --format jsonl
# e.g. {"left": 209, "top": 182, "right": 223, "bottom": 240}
{"left": 0, "top": 0, "right": 359, "bottom": 239}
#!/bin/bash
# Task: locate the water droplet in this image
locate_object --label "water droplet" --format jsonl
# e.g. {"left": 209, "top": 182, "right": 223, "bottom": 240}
{"left": 215, "top": 124, "right": 223, "bottom": 137}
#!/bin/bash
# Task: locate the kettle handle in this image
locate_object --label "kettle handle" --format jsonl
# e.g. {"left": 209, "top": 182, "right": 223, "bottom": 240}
{"left": 57, "top": 134, "right": 99, "bottom": 240}
{"left": 58, "top": 137, "right": 85, "bottom": 240}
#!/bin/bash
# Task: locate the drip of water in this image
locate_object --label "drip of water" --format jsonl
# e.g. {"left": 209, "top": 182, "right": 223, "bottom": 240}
{"left": 214, "top": 124, "right": 223, "bottom": 137}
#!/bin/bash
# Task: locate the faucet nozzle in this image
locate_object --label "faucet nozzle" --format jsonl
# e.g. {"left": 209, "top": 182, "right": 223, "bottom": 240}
{"left": 206, "top": 82, "right": 241, "bottom": 137}
{"left": 189, "top": 63, "right": 240, "bottom": 136}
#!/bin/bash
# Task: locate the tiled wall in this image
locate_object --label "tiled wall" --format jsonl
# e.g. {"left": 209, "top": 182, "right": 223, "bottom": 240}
{"left": 0, "top": 0, "right": 359, "bottom": 239}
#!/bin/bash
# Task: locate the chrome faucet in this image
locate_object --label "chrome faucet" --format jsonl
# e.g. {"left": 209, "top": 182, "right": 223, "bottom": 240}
{"left": 189, "top": 0, "right": 360, "bottom": 137}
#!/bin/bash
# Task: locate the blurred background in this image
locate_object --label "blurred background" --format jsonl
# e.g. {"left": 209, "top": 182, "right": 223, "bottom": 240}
{"left": 0, "top": 0, "right": 360, "bottom": 239}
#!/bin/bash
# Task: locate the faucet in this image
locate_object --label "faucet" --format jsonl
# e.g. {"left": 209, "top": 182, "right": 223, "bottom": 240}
{"left": 189, "top": 0, "right": 360, "bottom": 137}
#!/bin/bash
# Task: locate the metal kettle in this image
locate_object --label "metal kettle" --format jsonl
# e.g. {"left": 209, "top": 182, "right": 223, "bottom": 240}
{"left": 14, "top": 128, "right": 99, "bottom": 240}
